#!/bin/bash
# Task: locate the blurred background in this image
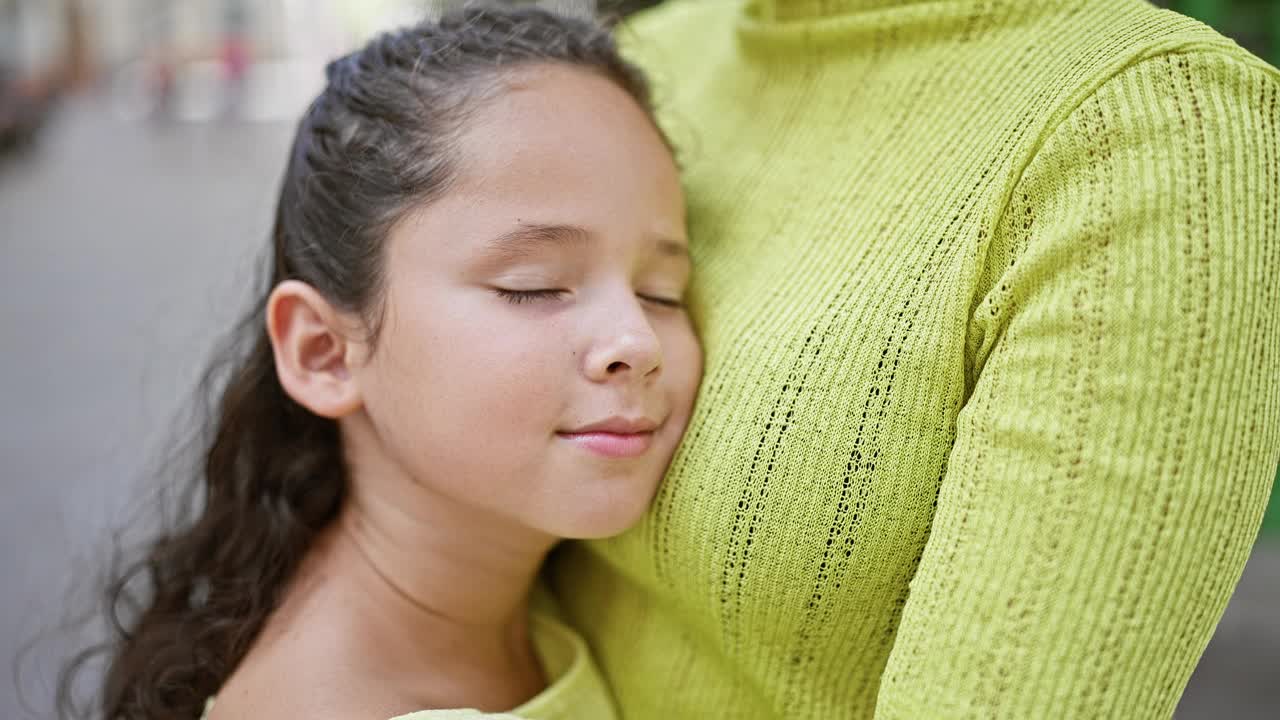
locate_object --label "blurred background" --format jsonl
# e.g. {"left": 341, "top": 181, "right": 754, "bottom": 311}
{"left": 1, "top": 0, "right": 1276, "bottom": 718}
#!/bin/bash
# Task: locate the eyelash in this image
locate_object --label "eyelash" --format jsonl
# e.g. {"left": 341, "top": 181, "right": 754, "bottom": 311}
{"left": 495, "top": 288, "right": 565, "bottom": 304}
{"left": 495, "top": 289, "right": 684, "bottom": 309}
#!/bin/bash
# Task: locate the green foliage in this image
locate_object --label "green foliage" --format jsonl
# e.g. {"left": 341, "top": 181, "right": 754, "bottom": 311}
{"left": 1264, "top": 466, "right": 1280, "bottom": 535}
{"left": 1167, "top": 0, "right": 1279, "bottom": 65}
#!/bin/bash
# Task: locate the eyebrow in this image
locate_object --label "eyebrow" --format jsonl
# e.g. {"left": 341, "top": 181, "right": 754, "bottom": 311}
{"left": 482, "top": 222, "right": 690, "bottom": 263}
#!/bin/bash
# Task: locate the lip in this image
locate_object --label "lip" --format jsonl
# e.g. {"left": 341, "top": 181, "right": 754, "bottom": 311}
{"left": 557, "top": 431, "right": 655, "bottom": 458}
{"left": 562, "top": 416, "right": 661, "bottom": 435}
{"left": 557, "top": 416, "right": 662, "bottom": 458}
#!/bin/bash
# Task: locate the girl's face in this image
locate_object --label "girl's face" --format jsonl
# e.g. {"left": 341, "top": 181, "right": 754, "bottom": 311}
{"left": 346, "top": 64, "right": 701, "bottom": 539}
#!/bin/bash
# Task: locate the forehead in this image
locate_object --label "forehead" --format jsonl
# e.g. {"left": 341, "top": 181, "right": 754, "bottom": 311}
{"left": 385, "top": 64, "right": 686, "bottom": 272}
{"left": 448, "top": 63, "right": 683, "bottom": 223}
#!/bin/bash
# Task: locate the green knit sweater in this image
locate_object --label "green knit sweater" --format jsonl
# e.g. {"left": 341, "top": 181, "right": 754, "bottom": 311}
{"left": 547, "top": 1, "right": 1280, "bottom": 718}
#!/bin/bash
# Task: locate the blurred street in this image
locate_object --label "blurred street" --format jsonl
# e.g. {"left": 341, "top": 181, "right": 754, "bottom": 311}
{"left": 1, "top": 94, "right": 292, "bottom": 718}
{"left": 1, "top": 95, "right": 1277, "bottom": 720}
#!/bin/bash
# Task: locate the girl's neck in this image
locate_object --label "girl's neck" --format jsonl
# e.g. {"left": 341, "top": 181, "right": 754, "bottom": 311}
{"left": 331, "top": 485, "right": 552, "bottom": 627}
{"left": 253, "top": 485, "right": 558, "bottom": 713}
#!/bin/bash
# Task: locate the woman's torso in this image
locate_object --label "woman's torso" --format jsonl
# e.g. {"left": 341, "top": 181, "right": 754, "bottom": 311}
{"left": 547, "top": 0, "right": 1261, "bottom": 717}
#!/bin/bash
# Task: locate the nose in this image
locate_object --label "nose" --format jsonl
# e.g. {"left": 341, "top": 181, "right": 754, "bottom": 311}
{"left": 583, "top": 297, "right": 663, "bottom": 383}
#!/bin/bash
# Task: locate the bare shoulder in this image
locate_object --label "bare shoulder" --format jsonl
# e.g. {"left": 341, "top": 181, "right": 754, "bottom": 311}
{"left": 207, "top": 669, "right": 398, "bottom": 720}
{"left": 205, "top": 617, "right": 417, "bottom": 720}
{"left": 208, "top": 673, "right": 416, "bottom": 720}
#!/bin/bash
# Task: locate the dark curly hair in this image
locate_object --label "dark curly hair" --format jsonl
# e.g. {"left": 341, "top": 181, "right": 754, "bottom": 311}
{"left": 56, "top": 4, "right": 655, "bottom": 718}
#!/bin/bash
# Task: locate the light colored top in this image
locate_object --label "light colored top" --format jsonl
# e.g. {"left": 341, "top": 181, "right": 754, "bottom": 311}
{"left": 547, "top": 0, "right": 1280, "bottom": 718}
{"left": 392, "top": 612, "right": 616, "bottom": 720}
{"left": 201, "top": 611, "right": 616, "bottom": 720}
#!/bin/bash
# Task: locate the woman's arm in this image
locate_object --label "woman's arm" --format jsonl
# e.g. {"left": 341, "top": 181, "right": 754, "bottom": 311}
{"left": 876, "top": 49, "right": 1280, "bottom": 719}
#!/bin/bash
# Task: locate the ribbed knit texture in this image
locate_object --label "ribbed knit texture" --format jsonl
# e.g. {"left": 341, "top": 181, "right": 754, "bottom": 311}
{"left": 547, "top": 1, "right": 1280, "bottom": 718}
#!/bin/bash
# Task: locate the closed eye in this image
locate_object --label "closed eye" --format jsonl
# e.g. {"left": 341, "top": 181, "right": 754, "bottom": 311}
{"left": 495, "top": 288, "right": 567, "bottom": 304}
{"left": 639, "top": 294, "right": 685, "bottom": 309}
{"left": 495, "top": 288, "right": 684, "bottom": 309}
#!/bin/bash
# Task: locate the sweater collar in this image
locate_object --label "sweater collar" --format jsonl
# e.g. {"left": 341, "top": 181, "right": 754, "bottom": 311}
{"left": 748, "top": 0, "right": 936, "bottom": 21}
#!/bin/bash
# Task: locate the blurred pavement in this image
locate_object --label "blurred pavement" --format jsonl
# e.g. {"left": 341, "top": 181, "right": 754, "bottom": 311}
{"left": 1, "top": 92, "right": 291, "bottom": 718}
{"left": 1, "top": 94, "right": 1277, "bottom": 720}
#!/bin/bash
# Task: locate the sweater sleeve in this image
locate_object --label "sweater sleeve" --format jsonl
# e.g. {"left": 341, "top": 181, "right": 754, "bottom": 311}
{"left": 875, "top": 51, "right": 1280, "bottom": 719}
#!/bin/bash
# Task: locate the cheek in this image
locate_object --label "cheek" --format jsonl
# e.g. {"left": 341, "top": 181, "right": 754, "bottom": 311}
{"left": 439, "top": 304, "right": 569, "bottom": 416}
{"left": 363, "top": 295, "right": 571, "bottom": 467}
{"left": 664, "top": 323, "right": 704, "bottom": 419}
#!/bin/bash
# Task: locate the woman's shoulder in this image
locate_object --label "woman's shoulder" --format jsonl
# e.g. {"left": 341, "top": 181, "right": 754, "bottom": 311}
{"left": 617, "top": 0, "right": 738, "bottom": 67}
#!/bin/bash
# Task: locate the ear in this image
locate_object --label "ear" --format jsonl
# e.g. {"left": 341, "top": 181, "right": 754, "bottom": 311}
{"left": 266, "top": 280, "right": 364, "bottom": 419}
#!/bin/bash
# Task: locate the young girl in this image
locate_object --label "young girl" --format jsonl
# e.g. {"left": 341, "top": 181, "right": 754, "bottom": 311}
{"left": 63, "top": 5, "right": 700, "bottom": 719}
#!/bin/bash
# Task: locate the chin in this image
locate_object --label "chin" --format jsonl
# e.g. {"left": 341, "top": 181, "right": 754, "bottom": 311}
{"left": 554, "top": 480, "right": 660, "bottom": 540}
